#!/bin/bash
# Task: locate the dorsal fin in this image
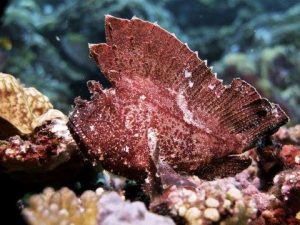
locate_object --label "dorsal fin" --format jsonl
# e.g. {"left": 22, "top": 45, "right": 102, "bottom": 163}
{"left": 89, "top": 15, "right": 288, "bottom": 150}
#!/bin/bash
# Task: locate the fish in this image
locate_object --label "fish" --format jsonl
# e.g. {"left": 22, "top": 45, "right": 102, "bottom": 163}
{"left": 68, "top": 15, "right": 288, "bottom": 182}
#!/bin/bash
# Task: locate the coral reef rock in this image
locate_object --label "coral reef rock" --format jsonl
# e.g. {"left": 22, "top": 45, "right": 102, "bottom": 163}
{"left": 23, "top": 188, "right": 175, "bottom": 225}
{"left": 0, "top": 119, "right": 78, "bottom": 174}
{"left": 0, "top": 73, "right": 78, "bottom": 180}
{"left": 273, "top": 169, "right": 300, "bottom": 215}
{"left": 69, "top": 16, "right": 288, "bottom": 182}
{"left": 151, "top": 166, "right": 276, "bottom": 225}
{"left": 279, "top": 145, "right": 300, "bottom": 169}
{"left": 152, "top": 156, "right": 300, "bottom": 224}
{"left": 273, "top": 125, "right": 300, "bottom": 145}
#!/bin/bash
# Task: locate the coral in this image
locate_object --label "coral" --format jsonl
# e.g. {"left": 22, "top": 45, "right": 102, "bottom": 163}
{"left": 0, "top": 119, "right": 78, "bottom": 174}
{"left": 288, "top": 126, "right": 300, "bottom": 144}
{"left": 252, "top": 169, "right": 300, "bottom": 224}
{"left": 0, "top": 119, "right": 77, "bottom": 171}
{"left": 246, "top": 125, "right": 300, "bottom": 191}
{"left": 152, "top": 160, "right": 300, "bottom": 224}
{"left": 69, "top": 16, "right": 287, "bottom": 183}
{"left": 278, "top": 145, "right": 300, "bottom": 169}
{"left": 0, "top": 72, "right": 54, "bottom": 139}
{"left": 23, "top": 188, "right": 175, "bottom": 225}
{"left": 23, "top": 187, "right": 100, "bottom": 225}
{"left": 0, "top": 73, "right": 79, "bottom": 181}
{"left": 151, "top": 166, "right": 275, "bottom": 225}
{"left": 273, "top": 125, "right": 300, "bottom": 145}
{"left": 273, "top": 169, "right": 300, "bottom": 215}
{"left": 98, "top": 192, "right": 175, "bottom": 225}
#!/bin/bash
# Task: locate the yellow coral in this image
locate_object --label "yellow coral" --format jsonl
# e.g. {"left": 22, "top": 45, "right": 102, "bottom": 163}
{"left": 23, "top": 187, "right": 100, "bottom": 225}
{"left": 296, "top": 211, "right": 300, "bottom": 220}
{"left": 0, "top": 72, "right": 63, "bottom": 137}
{"left": 23, "top": 87, "right": 53, "bottom": 118}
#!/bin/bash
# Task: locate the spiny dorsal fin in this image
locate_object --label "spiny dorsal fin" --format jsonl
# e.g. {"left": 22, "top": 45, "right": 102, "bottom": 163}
{"left": 89, "top": 15, "right": 288, "bottom": 151}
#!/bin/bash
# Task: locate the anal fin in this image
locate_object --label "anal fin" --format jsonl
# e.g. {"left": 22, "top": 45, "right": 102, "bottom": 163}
{"left": 196, "top": 155, "right": 252, "bottom": 180}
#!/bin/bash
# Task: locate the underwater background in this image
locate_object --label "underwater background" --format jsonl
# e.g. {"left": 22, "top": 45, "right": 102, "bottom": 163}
{"left": 0, "top": 1, "right": 300, "bottom": 225}
{"left": 0, "top": 0, "right": 299, "bottom": 124}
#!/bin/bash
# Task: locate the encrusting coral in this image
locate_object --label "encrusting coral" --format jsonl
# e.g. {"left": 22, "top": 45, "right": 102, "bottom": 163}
{"left": 273, "top": 125, "right": 300, "bottom": 145}
{"left": 273, "top": 169, "right": 300, "bottom": 215}
{"left": 278, "top": 145, "right": 300, "bottom": 169}
{"left": 151, "top": 151, "right": 300, "bottom": 225}
{"left": 0, "top": 119, "right": 78, "bottom": 174}
{"left": 270, "top": 125, "right": 300, "bottom": 170}
{"left": 150, "top": 162, "right": 273, "bottom": 225}
{"left": 68, "top": 16, "right": 288, "bottom": 185}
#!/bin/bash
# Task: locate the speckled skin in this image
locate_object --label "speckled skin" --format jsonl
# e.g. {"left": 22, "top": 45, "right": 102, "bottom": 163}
{"left": 69, "top": 78, "right": 244, "bottom": 179}
{"left": 68, "top": 16, "right": 288, "bottom": 181}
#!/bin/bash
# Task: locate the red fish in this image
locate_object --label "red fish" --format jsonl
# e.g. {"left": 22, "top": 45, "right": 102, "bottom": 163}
{"left": 68, "top": 16, "right": 288, "bottom": 181}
